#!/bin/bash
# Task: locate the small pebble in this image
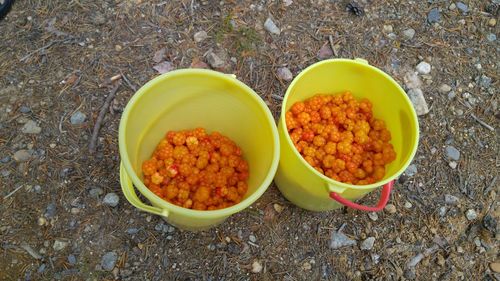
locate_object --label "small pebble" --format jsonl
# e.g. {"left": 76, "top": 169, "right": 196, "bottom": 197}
{"left": 273, "top": 203, "right": 284, "bottom": 213}
{"left": 445, "top": 146, "right": 460, "bottom": 161}
{"left": 483, "top": 214, "right": 497, "bottom": 234}
{"left": 457, "top": 246, "right": 464, "bottom": 253}
{"left": 360, "top": 237, "right": 375, "bottom": 250}
{"left": 330, "top": 230, "right": 356, "bottom": 249}
{"left": 405, "top": 164, "right": 418, "bottom": 177}
{"left": 488, "top": 18, "right": 497, "bottom": 27}
{"left": 407, "top": 88, "right": 429, "bottom": 116}
{"left": 0, "top": 156, "right": 10, "bottom": 163}
{"left": 385, "top": 204, "right": 397, "bottom": 214}
{"left": 444, "top": 194, "right": 460, "bottom": 205}
{"left": 101, "top": 252, "right": 118, "bottom": 271}
{"left": 37, "top": 217, "right": 47, "bottom": 226}
{"left": 487, "top": 33, "right": 497, "bottom": 42}
{"left": 0, "top": 169, "right": 9, "bottom": 177}
{"left": 70, "top": 111, "right": 86, "bottom": 125}
{"left": 45, "top": 203, "right": 57, "bottom": 218}
{"left": 19, "top": 106, "right": 31, "bottom": 113}
{"left": 449, "top": 161, "right": 458, "bottom": 169}
{"left": 89, "top": 187, "right": 104, "bottom": 198}
{"left": 70, "top": 208, "right": 80, "bottom": 215}
{"left": 37, "top": 264, "right": 46, "bottom": 274}
{"left": 466, "top": 209, "right": 477, "bottom": 221}
{"left": 67, "top": 254, "right": 77, "bottom": 265}
{"left": 402, "top": 28, "right": 415, "bottom": 40}
{"left": 206, "top": 52, "right": 225, "bottom": 69}
{"left": 427, "top": 8, "right": 441, "bottom": 24}
{"left": 439, "top": 84, "right": 452, "bottom": 93}
{"left": 21, "top": 120, "right": 41, "bottom": 134}
{"left": 416, "top": 61, "right": 431, "bottom": 75}
{"left": 126, "top": 228, "right": 139, "bottom": 235}
{"left": 53, "top": 239, "right": 69, "bottom": 251}
{"left": 456, "top": 2, "right": 468, "bottom": 13}
{"left": 276, "top": 67, "right": 293, "bottom": 81}
{"left": 103, "top": 193, "right": 119, "bottom": 207}
{"left": 382, "top": 25, "right": 393, "bottom": 33}
{"left": 404, "top": 268, "right": 416, "bottom": 280}
{"left": 264, "top": 18, "right": 280, "bottom": 35}
{"left": 193, "top": 31, "right": 208, "bottom": 43}
{"left": 449, "top": 3, "right": 456, "bottom": 10}
{"left": 404, "top": 201, "right": 413, "bottom": 209}
{"left": 13, "top": 150, "right": 32, "bottom": 162}
{"left": 368, "top": 212, "right": 378, "bottom": 221}
{"left": 317, "top": 44, "right": 333, "bottom": 59}
{"left": 479, "top": 75, "right": 492, "bottom": 89}
{"left": 301, "top": 261, "right": 312, "bottom": 271}
{"left": 439, "top": 206, "right": 447, "bottom": 217}
{"left": 251, "top": 260, "right": 263, "bottom": 273}
{"left": 249, "top": 234, "right": 257, "bottom": 243}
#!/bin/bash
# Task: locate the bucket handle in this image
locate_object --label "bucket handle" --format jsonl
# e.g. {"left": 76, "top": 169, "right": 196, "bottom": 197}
{"left": 329, "top": 181, "right": 394, "bottom": 212}
{"left": 120, "top": 163, "right": 170, "bottom": 217}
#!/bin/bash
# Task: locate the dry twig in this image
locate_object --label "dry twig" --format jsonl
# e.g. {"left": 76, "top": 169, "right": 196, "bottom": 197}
{"left": 89, "top": 83, "right": 121, "bottom": 154}
{"left": 470, "top": 114, "right": 495, "bottom": 131}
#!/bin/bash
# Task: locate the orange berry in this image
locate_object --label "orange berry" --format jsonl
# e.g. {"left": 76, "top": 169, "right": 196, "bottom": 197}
{"left": 142, "top": 159, "right": 157, "bottom": 176}
{"left": 320, "top": 106, "right": 331, "bottom": 119}
{"left": 237, "top": 181, "right": 248, "bottom": 195}
{"left": 291, "top": 102, "right": 306, "bottom": 115}
{"left": 324, "top": 142, "right": 337, "bottom": 154}
{"left": 301, "top": 129, "right": 315, "bottom": 142}
{"left": 165, "top": 185, "right": 178, "bottom": 200}
{"left": 297, "top": 112, "right": 311, "bottom": 126}
{"left": 151, "top": 172, "right": 164, "bottom": 185}
{"left": 372, "top": 119, "right": 385, "bottom": 131}
{"left": 313, "top": 135, "right": 326, "bottom": 147}
{"left": 337, "top": 141, "right": 352, "bottom": 154}
{"left": 322, "top": 155, "right": 336, "bottom": 168}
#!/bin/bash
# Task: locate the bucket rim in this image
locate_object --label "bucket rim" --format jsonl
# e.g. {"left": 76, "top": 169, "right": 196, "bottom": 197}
{"left": 280, "top": 58, "right": 419, "bottom": 191}
{"left": 119, "top": 68, "right": 280, "bottom": 218}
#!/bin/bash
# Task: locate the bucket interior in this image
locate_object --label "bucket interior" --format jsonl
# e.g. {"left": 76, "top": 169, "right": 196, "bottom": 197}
{"left": 284, "top": 60, "right": 418, "bottom": 183}
{"left": 122, "top": 71, "right": 277, "bottom": 202}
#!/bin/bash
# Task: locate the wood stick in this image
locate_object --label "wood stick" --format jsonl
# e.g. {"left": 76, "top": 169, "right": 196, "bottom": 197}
{"left": 471, "top": 113, "right": 494, "bottom": 131}
{"left": 89, "top": 83, "right": 121, "bottom": 154}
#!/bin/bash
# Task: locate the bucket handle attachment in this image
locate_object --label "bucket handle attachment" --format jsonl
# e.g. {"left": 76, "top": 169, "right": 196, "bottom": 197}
{"left": 120, "top": 163, "right": 170, "bottom": 217}
{"left": 329, "top": 181, "right": 394, "bottom": 212}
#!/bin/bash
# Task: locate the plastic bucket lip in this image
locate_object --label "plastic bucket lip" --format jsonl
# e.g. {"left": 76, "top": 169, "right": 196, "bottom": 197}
{"left": 280, "top": 58, "right": 420, "bottom": 191}
{"left": 119, "top": 69, "right": 280, "bottom": 219}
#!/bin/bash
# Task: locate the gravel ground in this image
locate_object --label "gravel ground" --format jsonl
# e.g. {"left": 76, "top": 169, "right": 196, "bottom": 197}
{"left": 0, "top": 0, "right": 498, "bottom": 280}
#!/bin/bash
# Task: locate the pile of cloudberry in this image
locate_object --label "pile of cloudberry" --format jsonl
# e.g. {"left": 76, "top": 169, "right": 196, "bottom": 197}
{"left": 142, "top": 128, "right": 249, "bottom": 210}
{"left": 286, "top": 92, "right": 397, "bottom": 185}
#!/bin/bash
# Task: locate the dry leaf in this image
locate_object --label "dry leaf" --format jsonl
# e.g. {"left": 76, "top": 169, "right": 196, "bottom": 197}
{"left": 153, "top": 61, "right": 174, "bottom": 74}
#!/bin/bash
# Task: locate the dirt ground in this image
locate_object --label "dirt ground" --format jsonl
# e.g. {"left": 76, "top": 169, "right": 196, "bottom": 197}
{"left": 0, "top": 0, "right": 498, "bottom": 280}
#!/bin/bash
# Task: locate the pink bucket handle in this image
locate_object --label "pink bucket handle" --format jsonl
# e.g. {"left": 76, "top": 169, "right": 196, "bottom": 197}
{"left": 329, "top": 181, "right": 394, "bottom": 212}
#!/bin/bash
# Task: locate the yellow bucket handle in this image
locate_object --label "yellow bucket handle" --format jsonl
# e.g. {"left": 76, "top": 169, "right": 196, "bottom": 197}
{"left": 120, "top": 163, "right": 170, "bottom": 217}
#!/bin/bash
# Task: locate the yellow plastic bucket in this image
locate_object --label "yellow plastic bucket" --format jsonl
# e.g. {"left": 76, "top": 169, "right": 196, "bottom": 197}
{"left": 119, "top": 69, "right": 279, "bottom": 230}
{"left": 275, "top": 58, "right": 419, "bottom": 212}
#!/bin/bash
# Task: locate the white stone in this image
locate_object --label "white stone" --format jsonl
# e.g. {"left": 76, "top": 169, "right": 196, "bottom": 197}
{"left": 193, "top": 31, "right": 208, "bottom": 43}
{"left": 416, "top": 61, "right": 431, "bottom": 75}
{"left": 251, "top": 260, "right": 263, "bottom": 273}
{"left": 407, "top": 88, "right": 430, "bottom": 115}
{"left": 264, "top": 18, "right": 280, "bottom": 35}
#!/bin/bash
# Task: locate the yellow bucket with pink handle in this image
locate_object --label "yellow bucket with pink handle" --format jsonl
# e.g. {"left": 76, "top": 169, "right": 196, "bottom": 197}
{"left": 274, "top": 59, "right": 419, "bottom": 212}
